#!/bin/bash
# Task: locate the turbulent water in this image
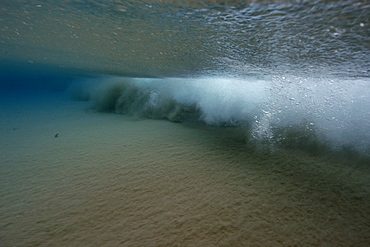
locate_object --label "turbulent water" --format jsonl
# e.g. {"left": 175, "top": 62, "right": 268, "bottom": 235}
{"left": 1, "top": 1, "right": 370, "bottom": 246}
{"left": 1, "top": 0, "right": 369, "bottom": 156}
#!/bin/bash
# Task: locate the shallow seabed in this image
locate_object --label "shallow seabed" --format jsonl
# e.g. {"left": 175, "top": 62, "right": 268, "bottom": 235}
{"left": 1, "top": 0, "right": 370, "bottom": 245}
{"left": 1, "top": 90, "right": 369, "bottom": 247}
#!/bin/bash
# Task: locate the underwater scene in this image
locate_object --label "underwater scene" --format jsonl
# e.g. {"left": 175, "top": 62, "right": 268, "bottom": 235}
{"left": 1, "top": 0, "right": 370, "bottom": 246}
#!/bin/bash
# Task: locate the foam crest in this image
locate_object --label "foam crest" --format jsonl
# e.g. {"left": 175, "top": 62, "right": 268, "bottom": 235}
{"left": 165, "top": 77, "right": 268, "bottom": 125}
{"left": 69, "top": 76, "right": 268, "bottom": 125}
{"left": 69, "top": 75, "right": 370, "bottom": 155}
{"left": 253, "top": 75, "right": 370, "bottom": 152}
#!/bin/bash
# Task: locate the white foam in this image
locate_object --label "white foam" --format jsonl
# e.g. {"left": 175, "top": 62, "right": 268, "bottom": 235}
{"left": 70, "top": 75, "right": 370, "bottom": 152}
{"left": 162, "top": 77, "right": 268, "bottom": 124}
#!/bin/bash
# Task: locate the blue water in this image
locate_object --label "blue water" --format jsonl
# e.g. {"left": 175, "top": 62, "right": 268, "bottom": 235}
{"left": 1, "top": 2, "right": 370, "bottom": 246}
{"left": 1, "top": 0, "right": 370, "bottom": 162}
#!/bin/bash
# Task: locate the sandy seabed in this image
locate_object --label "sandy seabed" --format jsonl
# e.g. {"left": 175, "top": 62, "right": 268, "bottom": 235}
{"left": 0, "top": 91, "right": 369, "bottom": 247}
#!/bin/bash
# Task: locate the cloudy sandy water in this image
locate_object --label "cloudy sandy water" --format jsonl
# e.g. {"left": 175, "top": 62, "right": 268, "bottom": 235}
{"left": 0, "top": 90, "right": 369, "bottom": 246}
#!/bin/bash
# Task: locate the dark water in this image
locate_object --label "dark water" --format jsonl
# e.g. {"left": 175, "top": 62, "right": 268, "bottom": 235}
{"left": 0, "top": 0, "right": 369, "bottom": 158}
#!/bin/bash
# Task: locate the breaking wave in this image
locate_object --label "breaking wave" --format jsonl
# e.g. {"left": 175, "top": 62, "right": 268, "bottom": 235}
{"left": 69, "top": 75, "right": 370, "bottom": 161}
